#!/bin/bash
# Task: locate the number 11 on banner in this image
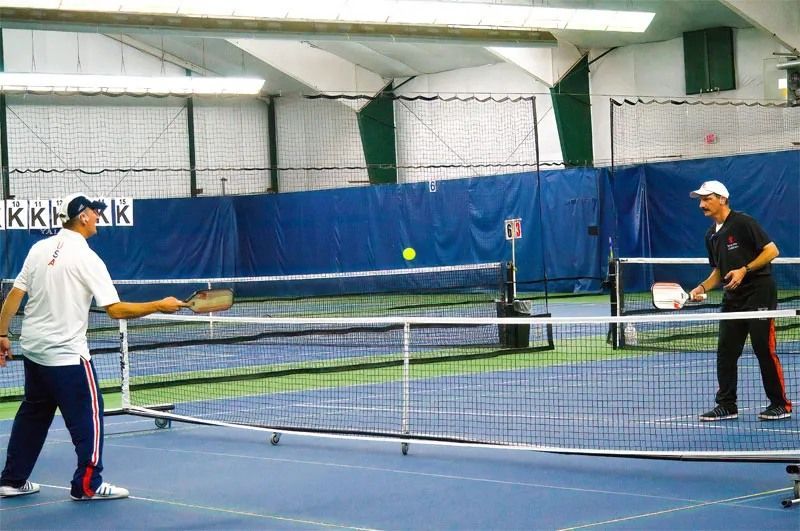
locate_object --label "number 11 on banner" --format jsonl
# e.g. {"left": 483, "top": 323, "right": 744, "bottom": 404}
{"left": 504, "top": 218, "right": 522, "bottom": 240}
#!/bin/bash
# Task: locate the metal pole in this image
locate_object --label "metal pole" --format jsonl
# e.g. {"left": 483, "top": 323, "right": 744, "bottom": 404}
{"left": 120, "top": 320, "right": 130, "bottom": 408}
{"left": 186, "top": 70, "right": 199, "bottom": 196}
{"left": 401, "top": 322, "right": 410, "bottom": 455}
{"left": 266, "top": 96, "right": 279, "bottom": 192}
{"left": 532, "top": 97, "right": 547, "bottom": 312}
{"left": 0, "top": 30, "right": 10, "bottom": 200}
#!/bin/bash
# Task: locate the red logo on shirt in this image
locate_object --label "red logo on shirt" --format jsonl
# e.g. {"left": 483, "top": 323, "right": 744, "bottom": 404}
{"left": 728, "top": 236, "right": 735, "bottom": 244}
{"left": 47, "top": 241, "right": 64, "bottom": 266}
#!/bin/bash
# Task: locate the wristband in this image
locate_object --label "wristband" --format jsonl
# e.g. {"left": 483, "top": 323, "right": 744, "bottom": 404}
{"left": 698, "top": 285, "right": 706, "bottom": 294}
{"left": 0, "top": 334, "right": 7, "bottom": 338}
{"left": 744, "top": 265, "right": 752, "bottom": 274}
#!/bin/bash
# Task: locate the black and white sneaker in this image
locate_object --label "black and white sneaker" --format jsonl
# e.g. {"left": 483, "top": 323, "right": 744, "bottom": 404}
{"left": 0, "top": 480, "right": 40, "bottom": 497}
{"left": 71, "top": 482, "right": 129, "bottom": 501}
{"left": 699, "top": 405, "right": 738, "bottom": 421}
{"left": 758, "top": 405, "right": 791, "bottom": 421}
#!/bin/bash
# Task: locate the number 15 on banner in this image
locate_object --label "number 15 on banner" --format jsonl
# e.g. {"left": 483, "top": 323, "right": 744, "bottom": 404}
{"left": 504, "top": 218, "right": 522, "bottom": 240}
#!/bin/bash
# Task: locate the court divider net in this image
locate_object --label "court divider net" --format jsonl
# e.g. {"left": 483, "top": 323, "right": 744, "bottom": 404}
{"left": 119, "top": 310, "right": 799, "bottom": 461}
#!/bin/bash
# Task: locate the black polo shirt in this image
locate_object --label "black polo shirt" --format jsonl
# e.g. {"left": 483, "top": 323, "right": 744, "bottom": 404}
{"left": 705, "top": 210, "right": 772, "bottom": 282}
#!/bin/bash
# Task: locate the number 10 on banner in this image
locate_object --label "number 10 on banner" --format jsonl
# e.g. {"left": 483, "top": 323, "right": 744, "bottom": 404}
{"left": 504, "top": 218, "right": 522, "bottom": 240}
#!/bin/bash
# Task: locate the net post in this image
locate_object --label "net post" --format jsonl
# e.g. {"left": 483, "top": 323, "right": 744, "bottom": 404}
{"left": 119, "top": 319, "right": 130, "bottom": 409}
{"left": 207, "top": 281, "right": 215, "bottom": 338}
{"left": 608, "top": 258, "right": 622, "bottom": 348}
{"left": 504, "top": 261, "right": 516, "bottom": 303}
{"left": 401, "top": 322, "right": 411, "bottom": 439}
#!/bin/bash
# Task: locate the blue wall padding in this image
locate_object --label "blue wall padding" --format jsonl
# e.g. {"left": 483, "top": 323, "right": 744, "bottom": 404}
{"left": 637, "top": 151, "right": 799, "bottom": 258}
{"left": 2, "top": 151, "right": 798, "bottom": 296}
{"left": 610, "top": 150, "right": 799, "bottom": 289}
{"left": 229, "top": 173, "right": 544, "bottom": 281}
{"left": 539, "top": 166, "right": 610, "bottom": 292}
{"left": 610, "top": 164, "right": 651, "bottom": 259}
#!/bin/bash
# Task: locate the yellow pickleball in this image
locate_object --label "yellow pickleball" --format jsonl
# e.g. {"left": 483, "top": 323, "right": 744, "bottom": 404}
{"left": 402, "top": 247, "right": 416, "bottom": 261}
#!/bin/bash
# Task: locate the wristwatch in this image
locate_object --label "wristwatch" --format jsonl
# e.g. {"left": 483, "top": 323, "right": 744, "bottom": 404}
{"left": 744, "top": 265, "right": 752, "bottom": 274}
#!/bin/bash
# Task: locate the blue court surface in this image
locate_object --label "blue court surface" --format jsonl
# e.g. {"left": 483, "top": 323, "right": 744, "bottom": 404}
{"left": 2, "top": 414, "right": 798, "bottom": 530}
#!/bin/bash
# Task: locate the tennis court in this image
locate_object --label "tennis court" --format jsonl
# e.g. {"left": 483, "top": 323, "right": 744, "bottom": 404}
{"left": 2, "top": 3, "right": 800, "bottom": 529}
{"left": 2, "top": 306, "right": 800, "bottom": 527}
{"left": 2, "top": 407, "right": 798, "bottom": 529}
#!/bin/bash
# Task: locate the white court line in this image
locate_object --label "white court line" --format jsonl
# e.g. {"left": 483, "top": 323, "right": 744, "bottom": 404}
{"left": 0, "top": 427, "right": 795, "bottom": 524}
{"left": 129, "top": 496, "right": 383, "bottom": 530}
{"left": 557, "top": 487, "right": 793, "bottom": 530}
{"left": 0, "top": 416, "right": 181, "bottom": 441}
{"left": 92, "top": 439, "right": 744, "bottom": 504}
{"left": 0, "top": 497, "right": 71, "bottom": 511}
{"left": 4, "top": 484, "right": 382, "bottom": 530}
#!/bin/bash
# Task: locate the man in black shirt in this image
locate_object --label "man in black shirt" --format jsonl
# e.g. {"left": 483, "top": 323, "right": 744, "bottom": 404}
{"left": 688, "top": 180, "right": 791, "bottom": 421}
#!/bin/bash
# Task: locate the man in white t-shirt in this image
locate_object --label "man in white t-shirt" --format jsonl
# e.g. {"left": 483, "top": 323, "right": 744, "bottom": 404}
{"left": 0, "top": 193, "right": 186, "bottom": 500}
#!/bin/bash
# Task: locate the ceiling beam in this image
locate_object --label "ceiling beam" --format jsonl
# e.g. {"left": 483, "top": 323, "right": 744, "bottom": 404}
{"left": 228, "top": 39, "right": 388, "bottom": 106}
{"left": 0, "top": 7, "right": 557, "bottom": 47}
{"left": 487, "top": 42, "right": 582, "bottom": 87}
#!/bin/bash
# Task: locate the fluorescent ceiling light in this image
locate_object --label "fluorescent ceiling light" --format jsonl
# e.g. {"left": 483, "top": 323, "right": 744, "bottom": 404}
{"left": 566, "top": 11, "right": 618, "bottom": 31}
{"left": 524, "top": 8, "right": 573, "bottom": 30}
{"left": 0, "top": 73, "right": 265, "bottom": 95}
{"left": 481, "top": 5, "right": 539, "bottom": 28}
{"left": 0, "top": 1, "right": 656, "bottom": 33}
{"left": 566, "top": 10, "right": 656, "bottom": 32}
{"left": 395, "top": 3, "right": 486, "bottom": 26}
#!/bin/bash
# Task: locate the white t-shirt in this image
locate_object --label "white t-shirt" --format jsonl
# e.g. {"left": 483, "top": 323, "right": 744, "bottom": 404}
{"left": 13, "top": 229, "right": 120, "bottom": 366}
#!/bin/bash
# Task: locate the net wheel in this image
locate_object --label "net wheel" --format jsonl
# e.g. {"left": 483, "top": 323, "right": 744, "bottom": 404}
{"left": 154, "top": 418, "right": 171, "bottom": 429}
{"left": 270, "top": 433, "right": 281, "bottom": 445}
{"left": 401, "top": 442, "right": 409, "bottom": 455}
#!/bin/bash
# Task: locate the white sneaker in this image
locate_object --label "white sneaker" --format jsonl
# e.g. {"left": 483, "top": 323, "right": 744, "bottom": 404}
{"left": 71, "top": 482, "right": 129, "bottom": 501}
{"left": 0, "top": 480, "right": 40, "bottom": 497}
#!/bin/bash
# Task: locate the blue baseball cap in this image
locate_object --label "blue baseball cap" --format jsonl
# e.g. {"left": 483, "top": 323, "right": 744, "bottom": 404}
{"left": 57, "top": 193, "right": 107, "bottom": 222}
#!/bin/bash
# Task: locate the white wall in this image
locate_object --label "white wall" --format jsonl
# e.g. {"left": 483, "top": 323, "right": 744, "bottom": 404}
{"left": 194, "top": 98, "right": 272, "bottom": 196}
{"left": 393, "top": 93, "right": 540, "bottom": 183}
{"left": 2, "top": 30, "right": 273, "bottom": 199}
{"left": 590, "top": 28, "right": 793, "bottom": 165}
{"left": 396, "top": 63, "right": 564, "bottom": 167}
{"left": 1, "top": 27, "right": 793, "bottom": 196}
{"left": 404, "top": 29, "right": 793, "bottom": 168}
{"left": 6, "top": 94, "right": 192, "bottom": 199}
{"left": 274, "top": 95, "right": 369, "bottom": 192}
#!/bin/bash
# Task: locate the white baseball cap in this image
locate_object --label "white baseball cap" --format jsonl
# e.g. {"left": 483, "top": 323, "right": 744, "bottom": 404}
{"left": 689, "top": 180, "right": 729, "bottom": 198}
{"left": 57, "top": 193, "right": 107, "bottom": 222}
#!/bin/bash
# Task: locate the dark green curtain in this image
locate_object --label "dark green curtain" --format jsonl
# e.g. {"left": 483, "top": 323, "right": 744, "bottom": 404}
{"left": 550, "top": 55, "right": 593, "bottom": 167}
{"left": 357, "top": 95, "right": 397, "bottom": 184}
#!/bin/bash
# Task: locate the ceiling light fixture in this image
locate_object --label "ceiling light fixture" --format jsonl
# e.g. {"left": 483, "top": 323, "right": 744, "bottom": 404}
{"left": 0, "top": 0, "right": 657, "bottom": 33}
{"left": 0, "top": 72, "right": 266, "bottom": 95}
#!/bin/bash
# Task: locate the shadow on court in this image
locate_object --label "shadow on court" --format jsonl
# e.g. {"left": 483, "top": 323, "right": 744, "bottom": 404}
{"left": 1, "top": 415, "right": 797, "bottom": 530}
